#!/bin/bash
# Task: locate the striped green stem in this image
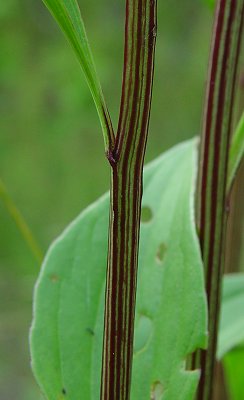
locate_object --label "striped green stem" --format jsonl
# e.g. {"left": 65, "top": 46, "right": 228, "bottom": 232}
{"left": 101, "top": 1, "right": 157, "bottom": 399}
{"left": 195, "top": 1, "right": 244, "bottom": 399}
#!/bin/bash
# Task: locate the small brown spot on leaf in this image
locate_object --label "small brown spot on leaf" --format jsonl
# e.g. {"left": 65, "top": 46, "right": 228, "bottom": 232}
{"left": 156, "top": 243, "right": 167, "bottom": 264}
{"left": 50, "top": 274, "right": 59, "bottom": 283}
{"left": 150, "top": 381, "right": 164, "bottom": 400}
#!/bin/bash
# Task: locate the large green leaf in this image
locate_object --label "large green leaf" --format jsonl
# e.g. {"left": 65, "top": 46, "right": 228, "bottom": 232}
{"left": 30, "top": 140, "right": 207, "bottom": 400}
{"left": 217, "top": 273, "right": 244, "bottom": 359}
{"left": 201, "top": 0, "right": 215, "bottom": 9}
{"left": 223, "top": 346, "right": 244, "bottom": 400}
{"left": 42, "top": 0, "right": 113, "bottom": 150}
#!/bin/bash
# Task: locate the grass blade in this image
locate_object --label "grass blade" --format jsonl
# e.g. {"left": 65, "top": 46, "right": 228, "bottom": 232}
{"left": 0, "top": 179, "right": 43, "bottom": 264}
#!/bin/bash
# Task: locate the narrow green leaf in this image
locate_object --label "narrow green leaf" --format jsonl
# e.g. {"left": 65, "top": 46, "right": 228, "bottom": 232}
{"left": 42, "top": 0, "right": 114, "bottom": 152}
{"left": 218, "top": 273, "right": 244, "bottom": 359}
{"left": 0, "top": 178, "right": 43, "bottom": 264}
{"left": 30, "top": 140, "right": 207, "bottom": 400}
{"left": 227, "top": 112, "right": 244, "bottom": 192}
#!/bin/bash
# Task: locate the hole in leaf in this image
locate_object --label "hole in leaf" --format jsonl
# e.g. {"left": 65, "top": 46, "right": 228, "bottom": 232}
{"left": 62, "top": 388, "right": 66, "bottom": 395}
{"left": 50, "top": 274, "right": 59, "bottom": 283}
{"left": 141, "top": 206, "right": 153, "bottom": 223}
{"left": 134, "top": 314, "right": 152, "bottom": 354}
{"left": 156, "top": 243, "right": 167, "bottom": 264}
{"left": 150, "top": 381, "right": 164, "bottom": 400}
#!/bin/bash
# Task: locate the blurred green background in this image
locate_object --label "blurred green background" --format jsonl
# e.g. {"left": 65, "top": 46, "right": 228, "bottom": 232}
{"left": 0, "top": 1, "right": 242, "bottom": 399}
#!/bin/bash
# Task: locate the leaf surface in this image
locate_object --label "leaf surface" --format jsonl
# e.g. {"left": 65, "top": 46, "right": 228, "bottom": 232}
{"left": 218, "top": 273, "right": 244, "bottom": 359}
{"left": 227, "top": 112, "right": 244, "bottom": 191}
{"left": 223, "top": 346, "right": 244, "bottom": 400}
{"left": 30, "top": 140, "right": 207, "bottom": 400}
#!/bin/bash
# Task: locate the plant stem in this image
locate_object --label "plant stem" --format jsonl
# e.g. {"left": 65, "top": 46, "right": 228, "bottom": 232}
{"left": 195, "top": 1, "right": 244, "bottom": 399}
{"left": 101, "top": 1, "right": 157, "bottom": 399}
